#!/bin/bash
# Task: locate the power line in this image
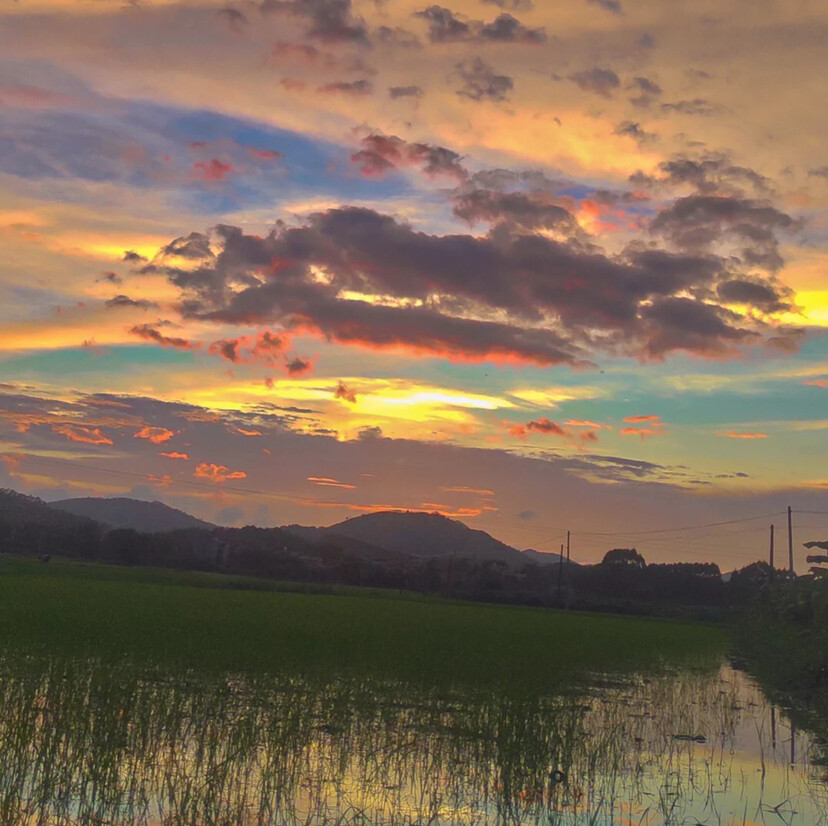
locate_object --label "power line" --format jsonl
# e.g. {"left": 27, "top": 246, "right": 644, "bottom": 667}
{"left": 578, "top": 511, "right": 785, "bottom": 537}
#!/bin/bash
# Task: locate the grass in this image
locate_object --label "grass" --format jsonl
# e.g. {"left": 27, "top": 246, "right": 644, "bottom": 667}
{"left": 0, "top": 555, "right": 727, "bottom": 690}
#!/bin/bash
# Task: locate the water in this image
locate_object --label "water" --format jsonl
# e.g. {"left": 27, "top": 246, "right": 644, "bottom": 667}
{"left": 1, "top": 655, "right": 826, "bottom": 825}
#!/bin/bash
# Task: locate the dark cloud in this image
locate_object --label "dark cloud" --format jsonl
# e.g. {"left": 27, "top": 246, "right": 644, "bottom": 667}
{"left": 414, "top": 6, "right": 543, "bottom": 43}
{"left": 452, "top": 188, "right": 580, "bottom": 233}
{"left": 568, "top": 68, "right": 620, "bottom": 98}
{"left": 285, "top": 357, "right": 312, "bottom": 375}
{"left": 481, "top": 0, "right": 533, "bottom": 10}
{"left": 123, "top": 251, "right": 147, "bottom": 263}
{"left": 144, "top": 197, "right": 798, "bottom": 366}
{"left": 260, "top": 0, "right": 368, "bottom": 44}
{"left": 216, "top": 7, "right": 248, "bottom": 31}
{"left": 660, "top": 98, "right": 723, "bottom": 116}
{"left": 517, "top": 509, "right": 537, "bottom": 520}
{"left": 613, "top": 121, "right": 655, "bottom": 144}
{"left": 334, "top": 380, "right": 357, "bottom": 403}
{"left": 632, "top": 153, "right": 771, "bottom": 197}
{"left": 628, "top": 75, "right": 661, "bottom": 107}
{"left": 351, "top": 134, "right": 466, "bottom": 180}
{"left": 130, "top": 324, "right": 197, "bottom": 350}
{"left": 716, "top": 279, "right": 790, "bottom": 312}
{"left": 388, "top": 85, "right": 424, "bottom": 99}
{"left": 357, "top": 425, "right": 383, "bottom": 440}
{"left": 478, "top": 13, "right": 545, "bottom": 42}
{"left": 649, "top": 194, "right": 796, "bottom": 272}
{"left": 414, "top": 5, "right": 471, "bottom": 41}
{"left": 586, "top": 0, "right": 621, "bottom": 13}
{"left": 98, "top": 271, "right": 123, "bottom": 285}
{"left": 376, "top": 26, "right": 422, "bottom": 47}
{"left": 808, "top": 166, "right": 828, "bottom": 179}
{"left": 456, "top": 58, "right": 513, "bottom": 102}
{"left": 105, "top": 295, "right": 159, "bottom": 310}
{"left": 316, "top": 79, "right": 373, "bottom": 95}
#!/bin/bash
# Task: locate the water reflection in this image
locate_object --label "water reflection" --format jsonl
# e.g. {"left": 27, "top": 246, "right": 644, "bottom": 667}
{"left": 1, "top": 656, "right": 826, "bottom": 825}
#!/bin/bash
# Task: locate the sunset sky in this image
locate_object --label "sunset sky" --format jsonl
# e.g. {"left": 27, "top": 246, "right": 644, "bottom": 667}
{"left": 2, "top": 0, "right": 827, "bottom": 568}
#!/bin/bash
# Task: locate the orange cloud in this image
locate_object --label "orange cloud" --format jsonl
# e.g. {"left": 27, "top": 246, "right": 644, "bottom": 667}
{"left": 510, "top": 417, "right": 566, "bottom": 438}
{"left": 440, "top": 486, "right": 495, "bottom": 496}
{"left": 135, "top": 425, "right": 175, "bottom": 444}
{"left": 52, "top": 424, "right": 113, "bottom": 445}
{"left": 148, "top": 473, "right": 172, "bottom": 487}
{"left": 307, "top": 476, "right": 356, "bottom": 489}
{"left": 803, "top": 379, "right": 828, "bottom": 387}
{"left": 159, "top": 451, "right": 189, "bottom": 460}
{"left": 193, "top": 462, "right": 247, "bottom": 482}
{"left": 621, "top": 414, "right": 665, "bottom": 438}
{"left": 717, "top": 431, "right": 769, "bottom": 439}
{"left": 565, "top": 419, "right": 611, "bottom": 429}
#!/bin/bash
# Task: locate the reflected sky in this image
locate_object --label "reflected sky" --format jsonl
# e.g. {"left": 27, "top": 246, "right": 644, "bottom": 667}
{"left": 1, "top": 655, "right": 826, "bottom": 826}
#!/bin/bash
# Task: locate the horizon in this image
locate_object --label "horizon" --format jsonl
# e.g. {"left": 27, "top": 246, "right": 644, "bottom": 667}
{"left": 1, "top": 0, "right": 827, "bottom": 572}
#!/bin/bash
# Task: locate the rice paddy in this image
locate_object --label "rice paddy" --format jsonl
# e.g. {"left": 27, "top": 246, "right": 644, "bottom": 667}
{"left": 0, "top": 556, "right": 826, "bottom": 825}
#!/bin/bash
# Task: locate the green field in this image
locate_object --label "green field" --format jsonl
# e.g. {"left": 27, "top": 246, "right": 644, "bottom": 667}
{"left": 0, "top": 555, "right": 726, "bottom": 690}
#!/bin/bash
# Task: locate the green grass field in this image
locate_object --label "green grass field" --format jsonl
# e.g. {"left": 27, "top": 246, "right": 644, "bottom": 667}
{"left": 0, "top": 555, "right": 727, "bottom": 690}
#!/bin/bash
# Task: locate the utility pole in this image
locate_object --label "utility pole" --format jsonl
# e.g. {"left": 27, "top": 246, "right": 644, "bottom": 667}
{"left": 769, "top": 523, "right": 774, "bottom": 581}
{"left": 566, "top": 530, "right": 570, "bottom": 564}
{"left": 787, "top": 505, "right": 794, "bottom": 580}
{"left": 557, "top": 542, "right": 564, "bottom": 602}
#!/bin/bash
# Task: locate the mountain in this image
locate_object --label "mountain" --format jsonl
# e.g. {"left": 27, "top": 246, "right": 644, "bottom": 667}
{"left": 50, "top": 497, "right": 215, "bottom": 533}
{"left": 0, "top": 487, "right": 101, "bottom": 557}
{"left": 521, "top": 549, "right": 582, "bottom": 567}
{"left": 290, "top": 511, "right": 525, "bottom": 564}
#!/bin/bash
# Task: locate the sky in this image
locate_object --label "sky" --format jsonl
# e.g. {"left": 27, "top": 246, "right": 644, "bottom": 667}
{"left": 1, "top": 0, "right": 827, "bottom": 569}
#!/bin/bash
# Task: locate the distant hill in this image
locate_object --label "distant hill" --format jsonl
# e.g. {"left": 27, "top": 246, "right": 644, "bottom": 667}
{"left": 0, "top": 488, "right": 101, "bottom": 557}
{"left": 50, "top": 497, "right": 215, "bottom": 533}
{"left": 288, "top": 511, "right": 526, "bottom": 564}
{"left": 521, "top": 549, "right": 582, "bottom": 567}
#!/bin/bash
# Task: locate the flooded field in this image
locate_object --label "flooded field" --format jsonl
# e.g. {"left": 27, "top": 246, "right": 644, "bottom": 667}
{"left": 1, "top": 653, "right": 826, "bottom": 826}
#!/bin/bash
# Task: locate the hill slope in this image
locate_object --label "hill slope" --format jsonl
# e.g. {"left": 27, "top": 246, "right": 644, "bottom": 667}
{"left": 50, "top": 497, "right": 215, "bottom": 533}
{"left": 303, "top": 511, "right": 525, "bottom": 564}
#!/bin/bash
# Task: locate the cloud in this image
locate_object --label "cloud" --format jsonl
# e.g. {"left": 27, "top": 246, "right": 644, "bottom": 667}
{"left": 632, "top": 153, "right": 771, "bottom": 197}
{"left": 510, "top": 417, "right": 566, "bottom": 438}
{"left": 135, "top": 425, "right": 175, "bottom": 444}
{"left": 316, "top": 80, "right": 373, "bottom": 96}
{"left": 351, "top": 134, "right": 466, "bottom": 180}
{"left": 628, "top": 76, "right": 661, "bottom": 107}
{"left": 208, "top": 331, "right": 287, "bottom": 366}
{"left": 334, "top": 380, "right": 357, "bottom": 403}
{"left": 160, "top": 451, "right": 189, "bottom": 459}
{"left": 217, "top": 7, "right": 249, "bottom": 31}
{"left": 803, "top": 379, "right": 828, "bottom": 388}
{"left": 260, "top": 0, "right": 368, "bottom": 44}
{"left": 193, "top": 462, "right": 247, "bottom": 482}
{"left": 52, "top": 424, "right": 114, "bottom": 445}
{"left": 441, "top": 485, "right": 495, "bottom": 495}
{"left": 307, "top": 475, "right": 356, "bottom": 488}
{"left": 144, "top": 202, "right": 800, "bottom": 367}
{"left": 613, "top": 121, "right": 655, "bottom": 145}
{"left": 621, "top": 414, "right": 664, "bottom": 438}
{"left": 414, "top": 6, "right": 544, "bottom": 43}
{"left": 568, "top": 68, "right": 620, "bottom": 98}
{"left": 456, "top": 58, "right": 513, "bottom": 102}
{"left": 130, "top": 324, "right": 197, "bottom": 350}
{"left": 388, "top": 85, "right": 424, "bottom": 99}
{"left": 649, "top": 195, "right": 796, "bottom": 273}
{"left": 481, "top": 0, "right": 533, "bottom": 10}
{"left": 586, "top": 0, "right": 621, "bottom": 12}
{"left": 192, "top": 159, "right": 233, "bottom": 181}
{"left": 105, "top": 295, "right": 159, "bottom": 310}
{"left": 717, "top": 431, "right": 768, "bottom": 439}
{"left": 518, "top": 509, "right": 537, "bottom": 520}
